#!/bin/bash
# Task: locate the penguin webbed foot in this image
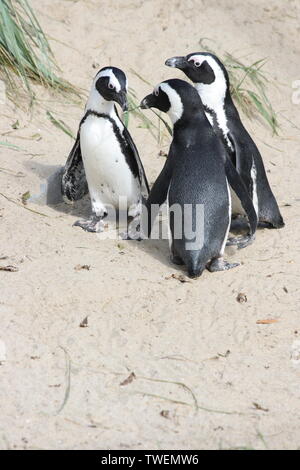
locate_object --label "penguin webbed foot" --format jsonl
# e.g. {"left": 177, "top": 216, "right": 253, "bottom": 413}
{"left": 208, "top": 257, "right": 240, "bottom": 272}
{"left": 73, "top": 214, "right": 106, "bottom": 233}
{"left": 226, "top": 233, "right": 255, "bottom": 250}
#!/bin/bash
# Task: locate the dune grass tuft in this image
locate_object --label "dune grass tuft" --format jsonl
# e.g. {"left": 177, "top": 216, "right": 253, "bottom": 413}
{"left": 0, "top": 0, "right": 81, "bottom": 107}
{"left": 199, "top": 38, "right": 280, "bottom": 134}
{"left": 0, "top": 3, "right": 279, "bottom": 139}
{"left": 127, "top": 44, "right": 280, "bottom": 142}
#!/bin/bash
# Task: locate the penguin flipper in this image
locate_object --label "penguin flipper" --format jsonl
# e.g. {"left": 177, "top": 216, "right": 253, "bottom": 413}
{"left": 224, "top": 155, "right": 258, "bottom": 239}
{"left": 61, "top": 131, "right": 89, "bottom": 202}
{"left": 227, "top": 129, "right": 253, "bottom": 192}
{"left": 228, "top": 126, "right": 284, "bottom": 228}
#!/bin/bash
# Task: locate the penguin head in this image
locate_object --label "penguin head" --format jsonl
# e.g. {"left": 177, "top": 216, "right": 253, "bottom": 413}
{"left": 140, "top": 79, "right": 202, "bottom": 124}
{"left": 165, "top": 53, "right": 229, "bottom": 103}
{"left": 89, "top": 66, "right": 128, "bottom": 111}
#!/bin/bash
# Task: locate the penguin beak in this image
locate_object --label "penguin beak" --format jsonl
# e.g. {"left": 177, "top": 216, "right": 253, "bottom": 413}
{"left": 165, "top": 56, "right": 188, "bottom": 70}
{"left": 140, "top": 94, "right": 154, "bottom": 109}
{"left": 116, "top": 91, "right": 128, "bottom": 112}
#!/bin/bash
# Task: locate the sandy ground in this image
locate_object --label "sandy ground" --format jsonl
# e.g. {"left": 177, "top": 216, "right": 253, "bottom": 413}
{"left": 0, "top": 0, "right": 300, "bottom": 450}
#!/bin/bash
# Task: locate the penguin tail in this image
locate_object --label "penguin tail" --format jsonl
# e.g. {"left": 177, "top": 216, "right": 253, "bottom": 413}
{"left": 185, "top": 254, "right": 206, "bottom": 279}
{"left": 258, "top": 206, "right": 285, "bottom": 229}
{"left": 269, "top": 214, "right": 285, "bottom": 229}
{"left": 258, "top": 216, "right": 285, "bottom": 229}
{"left": 276, "top": 217, "right": 285, "bottom": 229}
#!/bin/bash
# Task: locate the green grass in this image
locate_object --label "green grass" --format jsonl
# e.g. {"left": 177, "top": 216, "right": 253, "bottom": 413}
{"left": 46, "top": 110, "right": 76, "bottom": 139}
{"left": 199, "top": 38, "right": 280, "bottom": 134}
{"left": 128, "top": 44, "right": 280, "bottom": 141}
{"left": 0, "top": 3, "right": 279, "bottom": 140}
{"left": 0, "top": 140, "right": 23, "bottom": 150}
{"left": 0, "top": 0, "right": 81, "bottom": 107}
{"left": 126, "top": 88, "right": 158, "bottom": 140}
{"left": 125, "top": 87, "right": 172, "bottom": 144}
{"left": 126, "top": 70, "right": 172, "bottom": 143}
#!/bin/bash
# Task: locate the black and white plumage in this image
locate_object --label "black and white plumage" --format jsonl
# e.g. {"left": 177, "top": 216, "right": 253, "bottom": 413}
{"left": 165, "top": 52, "right": 284, "bottom": 229}
{"left": 140, "top": 79, "right": 257, "bottom": 278}
{"left": 61, "top": 66, "right": 149, "bottom": 232}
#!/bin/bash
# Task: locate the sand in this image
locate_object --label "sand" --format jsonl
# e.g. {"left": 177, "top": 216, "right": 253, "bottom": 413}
{"left": 0, "top": 0, "right": 300, "bottom": 450}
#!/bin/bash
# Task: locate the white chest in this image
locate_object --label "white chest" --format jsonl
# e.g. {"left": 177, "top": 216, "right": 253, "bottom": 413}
{"left": 196, "top": 83, "right": 234, "bottom": 151}
{"left": 204, "top": 106, "right": 233, "bottom": 151}
{"left": 80, "top": 115, "right": 139, "bottom": 207}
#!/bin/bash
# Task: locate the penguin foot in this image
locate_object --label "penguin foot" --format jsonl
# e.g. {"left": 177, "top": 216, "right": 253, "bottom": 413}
{"left": 208, "top": 257, "right": 240, "bottom": 272}
{"left": 73, "top": 216, "right": 105, "bottom": 233}
{"left": 226, "top": 234, "right": 255, "bottom": 250}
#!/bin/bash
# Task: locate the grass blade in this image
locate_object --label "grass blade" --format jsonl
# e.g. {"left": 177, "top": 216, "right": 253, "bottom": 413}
{"left": 0, "top": 0, "right": 82, "bottom": 108}
{"left": 198, "top": 38, "right": 280, "bottom": 134}
{"left": 46, "top": 110, "right": 75, "bottom": 139}
{"left": 150, "top": 109, "right": 173, "bottom": 137}
{"left": 0, "top": 140, "right": 24, "bottom": 151}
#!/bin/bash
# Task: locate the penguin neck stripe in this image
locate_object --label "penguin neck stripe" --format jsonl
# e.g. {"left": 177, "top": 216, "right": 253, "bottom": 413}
{"left": 85, "top": 85, "right": 116, "bottom": 117}
{"left": 81, "top": 110, "right": 121, "bottom": 129}
{"left": 194, "top": 61, "right": 227, "bottom": 107}
{"left": 192, "top": 57, "right": 232, "bottom": 149}
{"left": 160, "top": 83, "right": 183, "bottom": 125}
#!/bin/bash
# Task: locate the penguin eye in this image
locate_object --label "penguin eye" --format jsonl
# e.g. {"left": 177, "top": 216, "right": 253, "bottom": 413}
{"left": 189, "top": 59, "right": 201, "bottom": 67}
{"left": 108, "top": 83, "right": 115, "bottom": 90}
{"left": 154, "top": 88, "right": 159, "bottom": 96}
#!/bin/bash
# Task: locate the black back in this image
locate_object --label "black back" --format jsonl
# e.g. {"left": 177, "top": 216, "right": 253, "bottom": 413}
{"left": 171, "top": 52, "right": 284, "bottom": 228}
{"left": 143, "top": 79, "right": 257, "bottom": 276}
{"left": 224, "top": 96, "right": 284, "bottom": 227}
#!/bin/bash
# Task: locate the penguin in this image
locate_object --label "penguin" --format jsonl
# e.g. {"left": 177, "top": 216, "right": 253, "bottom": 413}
{"left": 140, "top": 79, "right": 258, "bottom": 278}
{"left": 61, "top": 66, "right": 149, "bottom": 232}
{"left": 165, "top": 52, "right": 284, "bottom": 229}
